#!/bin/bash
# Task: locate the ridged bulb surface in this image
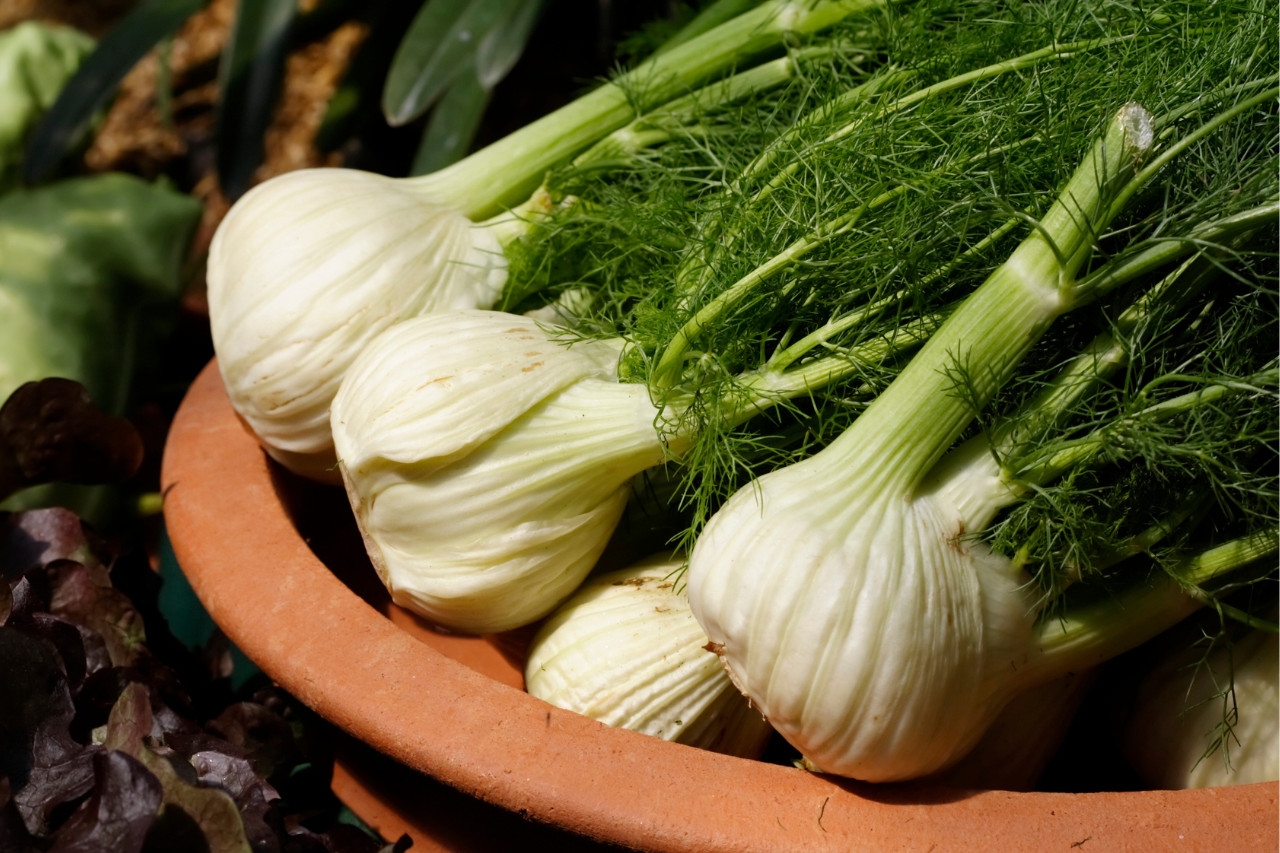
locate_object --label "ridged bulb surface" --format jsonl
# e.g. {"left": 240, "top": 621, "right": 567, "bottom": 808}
{"left": 1126, "top": 626, "right": 1278, "bottom": 788}
{"left": 208, "top": 168, "right": 507, "bottom": 481}
{"left": 526, "top": 556, "right": 775, "bottom": 757}
{"left": 332, "top": 311, "right": 668, "bottom": 634}
{"left": 687, "top": 452, "right": 1037, "bottom": 781}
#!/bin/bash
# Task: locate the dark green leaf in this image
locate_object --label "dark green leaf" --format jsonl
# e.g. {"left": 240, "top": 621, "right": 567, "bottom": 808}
{"left": 410, "top": 71, "right": 492, "bottom": 175}
{"left": 382, "top": 0, "right": 516, "bottom": 127}
{"left": 215, "top": 0, "right": 297, "bottom": 200}
{"left": 21, "top": 0, "right": 209, "bottom": 185}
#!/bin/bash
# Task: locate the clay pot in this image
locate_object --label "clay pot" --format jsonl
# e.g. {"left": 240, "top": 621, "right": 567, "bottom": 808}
{"left": 161, "top": 360, "right": 1278, "bottom": 852}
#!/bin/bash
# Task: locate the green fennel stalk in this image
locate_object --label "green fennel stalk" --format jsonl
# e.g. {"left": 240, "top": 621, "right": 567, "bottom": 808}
{"left": 501, "top": 0, "right": 1277, "bottom": 600}
{"left": 413, "top": 0, "right": 888, "bottom": 219}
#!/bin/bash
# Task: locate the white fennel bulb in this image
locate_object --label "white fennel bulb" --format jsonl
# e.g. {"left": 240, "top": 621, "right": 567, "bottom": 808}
{"left": 1125, "top": 626, "right": 1279, "bottom": 789}
{"left": 526, "top": 555, "right": 775, "bottom": 757}
{"left": 209, "top": 169, "right": 507, "bottom": 481}
{"left": 927, "top": 672, "right": 1094, "bottom": 791}
{"left": 688, "top": 453, "right": 1037, "bottom": 781}
{"left": 688, "top": 106, "right": 1165, "bottom": 781}
{"left": 331, "top": 311, "right": 671, "bottom": 634}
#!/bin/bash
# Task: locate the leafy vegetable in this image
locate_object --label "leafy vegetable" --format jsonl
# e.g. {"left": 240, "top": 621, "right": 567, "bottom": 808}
{"left": 369, "top": 0, "right": 1275, "bottom": 780}
{"left": 0, "top": 174, "right": 201, "bottom": 414}
{"left": 0, "top": 507, "right": 407, "bottom": 852}
{"left": 0, "top": 170, "right": 200, "bottom": 521}
{"left": 0, "top": 21, "right": 93, "bottom": 191}
{"left": 217, "top": 0, "right": 1276, "bottom": 789}
{"left": 674, "top": 1, "right": 1277, "bottom": 780}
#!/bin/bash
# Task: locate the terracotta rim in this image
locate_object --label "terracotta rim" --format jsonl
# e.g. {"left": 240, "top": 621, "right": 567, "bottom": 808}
{"left": 161, "top": 360, "right": 1279, "bottom": 852}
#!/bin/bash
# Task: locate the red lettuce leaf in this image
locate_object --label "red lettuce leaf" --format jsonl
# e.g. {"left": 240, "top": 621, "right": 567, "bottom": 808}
{"left": 0, "top": 626, "right": 98, "bottom": 835}
{"left": 0, "top": 379, "right": 144, "bottom": 501}
{"left": 2, "top": 515, "right": 402, "bottom": 851}
{"left": 45, "top": 750, "right": 162, "bottom": 853}
{"left": 1, "top": 507, "right": 95, "bottom": 583}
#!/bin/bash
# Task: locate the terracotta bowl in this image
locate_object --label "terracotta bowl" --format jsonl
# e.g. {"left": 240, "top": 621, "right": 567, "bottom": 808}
{"left": 161, "top": 360, "right": 1278, "bottom": 852}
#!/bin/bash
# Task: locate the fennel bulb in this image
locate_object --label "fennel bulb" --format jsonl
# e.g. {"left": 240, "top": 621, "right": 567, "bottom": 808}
{"left": 328, "top": 292, "right": 925, "bottom": 633}
{"left": 689, "top": 447, "right": 1041, "bottom": 780}
{"left": 331, "top": 311, "right": 671, "bottom": 634}
{"left": 209, "top": 173, "right": 507, "bottom": 481}
{"left": 687, "top": 106, "right": 1160, "bottom": 781}
{"left": 526, "top": 555, "right": 774, "bottom": 757}
{"left": 1125, "top": 626, "right": 1279, "bottom": 788}
{"left": 208, "top": 0, "right": 882, "bottom": 481}
{"left": 926, "top": 672, "right": 1094, "bottom": 791}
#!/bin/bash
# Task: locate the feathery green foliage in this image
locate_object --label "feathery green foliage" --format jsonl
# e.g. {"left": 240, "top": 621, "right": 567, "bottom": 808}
{"left": 503, "top": 0, "right": 1278, "bottom": 615}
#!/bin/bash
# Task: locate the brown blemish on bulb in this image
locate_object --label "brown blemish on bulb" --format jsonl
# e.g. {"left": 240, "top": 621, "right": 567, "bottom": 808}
{"left": 703, "top": 641, "right": 725, "bottom": 655}
{"left": 945, "top": 520, "right": 969, "bottom": 555}
{"left": 502, "top": 328, "right": 539, "bottom": 341}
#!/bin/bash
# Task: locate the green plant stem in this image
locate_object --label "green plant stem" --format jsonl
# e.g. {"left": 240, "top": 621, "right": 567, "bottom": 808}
{"left": 767, "top": 291, "right": 916, "bottom": 371}
{"left": 923, "top": 208, "right": 1274, "bottom": 534}
{"left": 992, "top": 215, "right": 1267, "bottom": 463}
{"left": 1070, "top": 201, "right": 1280, "bottom": 307}
{"left": 762, "top": 213, "right": 1020, "bottom": 370}
{"left": 1103, "top": 83, "right": 1279, "bottom": 224}
{"left": 1014, "top": 369, "right": 1279, "bottom": 486}
{"left": 815, "top": 104, "right": 1152, "bottom": 490}
{"left": 568, "top": 51, "right": 824, "bottom": 174}
{"left": 649, "top": 310, "right": 939, "bottom": 449}
{"left": 715, "top": 311, "right": 944, "bottom": 426}
{"left": 1030, "top": 529, "right": 1279, "bottom": 677}
{"left": 410, "top": 0, "right": 884, "bottom": 219}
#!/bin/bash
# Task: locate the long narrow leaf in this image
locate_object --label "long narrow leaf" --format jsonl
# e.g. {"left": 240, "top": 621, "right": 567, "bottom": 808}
{"left": 216, "top": 0, "right": 297, "bottom": 200}
{"left": 474, "top": 0, "right": 544, "bottom": 89}
{"left": 410, "top": 70, "right": 492, "bottom": 175}
{"left": 382, "top": 0, "right": 519, "bottom": 127}
{"left": 21, "top": 0, "right": 209, "bottom": 184}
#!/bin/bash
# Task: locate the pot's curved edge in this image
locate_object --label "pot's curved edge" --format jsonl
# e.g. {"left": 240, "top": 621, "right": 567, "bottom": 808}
{"left": 161, "top": 360, "right": 1280, "bottom": 853}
